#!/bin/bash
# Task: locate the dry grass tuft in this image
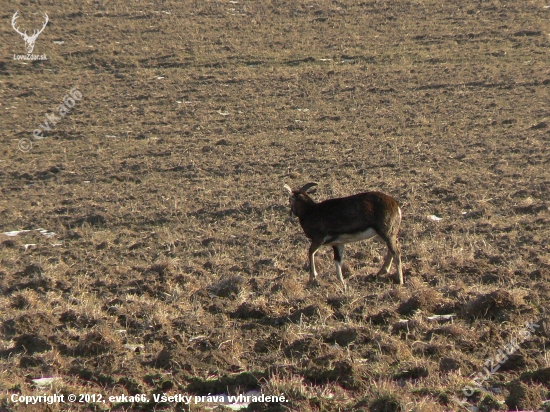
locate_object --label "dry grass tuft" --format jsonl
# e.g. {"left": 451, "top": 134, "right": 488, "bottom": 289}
{"left": 506, "top": 380, "right": 544, "bottom": 411}
{"left": 461, "top": 289, "right": 523, "bottom": 321}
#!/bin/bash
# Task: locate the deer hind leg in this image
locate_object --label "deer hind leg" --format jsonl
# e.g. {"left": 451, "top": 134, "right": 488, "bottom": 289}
{"left": 387, "top": 237, "right": 403, "bottom": 285}
{"left": 332, "top": 244, "right": 346, "bottom": 291}
{"left": 377, "top": 235, "right": 403, "bottom": 285}
{"left": 377, "top": 249, "right": 394, "bottom": 277}
{"left": 395, "top": 248, "right": 403, "bottom": 285}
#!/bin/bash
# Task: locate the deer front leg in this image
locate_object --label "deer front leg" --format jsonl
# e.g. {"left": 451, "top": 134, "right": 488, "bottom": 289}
{"left": 308, "top": 241, "right": 322, "bottom": 287}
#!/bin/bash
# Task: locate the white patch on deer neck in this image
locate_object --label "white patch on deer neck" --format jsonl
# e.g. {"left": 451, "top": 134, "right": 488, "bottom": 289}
{"left": 325, "top": 228, "right": 377, "bottom": 246}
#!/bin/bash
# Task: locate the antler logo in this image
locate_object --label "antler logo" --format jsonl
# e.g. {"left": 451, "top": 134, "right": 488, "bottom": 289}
{"left": 12, "top": 11, "right": 49, "bottom": 54}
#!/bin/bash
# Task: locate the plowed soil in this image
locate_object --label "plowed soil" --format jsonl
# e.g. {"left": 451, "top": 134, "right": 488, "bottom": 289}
{"left": 1, "top": 1, "right": 550, "bottom": 411}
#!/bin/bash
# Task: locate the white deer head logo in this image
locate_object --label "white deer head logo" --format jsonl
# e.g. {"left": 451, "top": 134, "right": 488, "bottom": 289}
{"left": 11, "top": 11, "right": 49, "bottom": 54}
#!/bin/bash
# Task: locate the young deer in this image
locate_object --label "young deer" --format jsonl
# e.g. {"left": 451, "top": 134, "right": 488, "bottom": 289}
{"left": 284, "top": 182, "right": 403, "bottom": 290}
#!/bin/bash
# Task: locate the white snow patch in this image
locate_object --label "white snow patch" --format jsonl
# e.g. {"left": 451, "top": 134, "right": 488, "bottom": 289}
{"left": 427, "top": 314, "right": 456, "bottom": 321}
{"left": 32, "top": 377, "right": 61, "bottom": 387}
{"left": 2, "top": 228, "right": 55, "bottom": 238}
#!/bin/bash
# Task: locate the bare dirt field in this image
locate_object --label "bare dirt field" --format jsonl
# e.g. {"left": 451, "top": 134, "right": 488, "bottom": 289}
{"left": 1, "top": 0, "right": 550, "bottom": 411}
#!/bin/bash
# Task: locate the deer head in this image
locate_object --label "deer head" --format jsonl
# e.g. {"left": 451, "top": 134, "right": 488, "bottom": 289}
{"left": 12, "top": 11, "right": 49, "bottom": 54}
